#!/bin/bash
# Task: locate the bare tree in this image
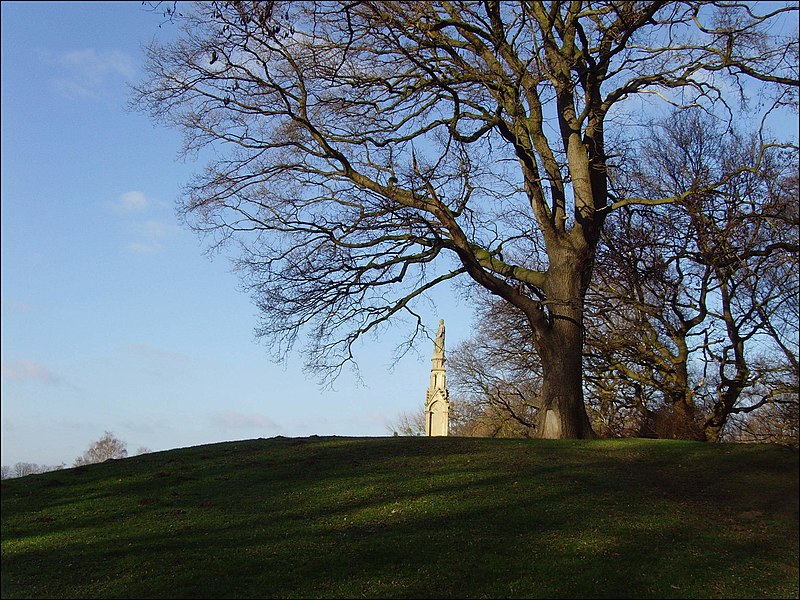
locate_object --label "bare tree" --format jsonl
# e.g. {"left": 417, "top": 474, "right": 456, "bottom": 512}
{"left": 587, "top": 202, "right": 711, "bottom": 439}
{"left": 445, "top": 111, "right": 798, "bottom": 442}
{"left": 727, "top": 388, "right": 799, "bottom": 447}
{"left": 134, "top": 1, "right": 798, "bottom": 438}
{"left": 387, "top": 408, "right": 426, "bottom": 436}
{"left": 11, "top": 463, "right": 41, "bottom": 478}
{"left": 386, "top": 394, "right": 527, "bottom": 437}
{"left": 448, "top": 296, "right": 540, "bottom": 435}
{"left": 1, "top": 462, "right": 65, "bottom": 479}
{"left": 588, "top": 110, "right": 799, "bottom": 441}
{"left": 73, "top": 432, "right": 128, "bottom": 467}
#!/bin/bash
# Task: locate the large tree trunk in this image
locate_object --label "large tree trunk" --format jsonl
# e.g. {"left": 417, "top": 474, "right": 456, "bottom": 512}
{"left": 669, "top": 394, "right": 706, "bottom": 441}
{"left": 537, "top": 325, "right": 596, "bottom": 438}
{"left": 533, "top": 250, "right": 597, "bottom": 439}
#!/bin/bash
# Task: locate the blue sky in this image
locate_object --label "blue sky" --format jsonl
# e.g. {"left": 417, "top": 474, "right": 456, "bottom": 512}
{"left": 2, "top": 2, "right": 796, "bottom": 467}
{"left": 1, "top": 1, "right": 474, "bottom": 467}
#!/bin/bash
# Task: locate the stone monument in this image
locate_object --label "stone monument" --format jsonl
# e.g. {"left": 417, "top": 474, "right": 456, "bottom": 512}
{"left": 425, "top": 319, "right": 450, "bottom": 436}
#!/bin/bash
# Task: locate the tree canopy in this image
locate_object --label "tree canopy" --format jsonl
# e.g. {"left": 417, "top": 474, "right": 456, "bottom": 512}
{"left": 134, "top": 1, "right": 798, "bottom": 438}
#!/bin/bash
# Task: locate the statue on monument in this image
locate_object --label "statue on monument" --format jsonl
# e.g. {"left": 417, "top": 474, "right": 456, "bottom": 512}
{"left": 425, "top": 318, "right": 450, "bottom": 436}
{"left": 434, "top": 319, "right": 445, "bottom": 357}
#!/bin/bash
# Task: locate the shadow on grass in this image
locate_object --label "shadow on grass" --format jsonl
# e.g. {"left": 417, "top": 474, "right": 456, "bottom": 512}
{"left": 2, "top": 436, "right": 798, "bottom": 599}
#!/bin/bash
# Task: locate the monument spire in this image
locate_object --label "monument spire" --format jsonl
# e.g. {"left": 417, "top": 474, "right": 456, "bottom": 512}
{"left": 425, "top": 319, "right": 450, "bottom": 436}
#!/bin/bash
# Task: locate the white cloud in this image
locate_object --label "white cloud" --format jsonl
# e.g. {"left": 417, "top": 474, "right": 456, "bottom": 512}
{"left": 59, "top": 48, "right": 136, "bottom": 78}
{"left": 111, "top": 192, "right": 173, "bottom": 254}
{"left": 135, "top": 219, "right": 171, "bottom": 238}
{"left": 119, "top": 343, "right": 192, "bottom": 378}
{"left": 126, "top": 242, "right": 159, "bottom": 255}
{"left": 212, "top": 411, "right": 283, "bottom": 432}
{"left": 125, "top": 219, "right": 176, "bottom": 255}
{"left": 51, "top": 78, "right": 101, "bottom": 101}
{"left": 0, "top": 299, "right": 33, "bottom": 312}
{"left": 122, "top": 343, "right": 190, "bottom": 363}
{"left": 1, "top": 361, "right": 61, "bottom": 385}
{"left": 45, "top": 48, "right": 137, "bottom": 101}
{"left": 118, "top": 191, "right": 150, "bottom": 212}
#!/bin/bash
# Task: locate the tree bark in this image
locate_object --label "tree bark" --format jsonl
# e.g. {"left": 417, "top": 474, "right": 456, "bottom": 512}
{"left": 532, "top": 246, "right": 597, "bottom": 439}
{"left": 537, "top": 327, "right": 596, "bottom": 439}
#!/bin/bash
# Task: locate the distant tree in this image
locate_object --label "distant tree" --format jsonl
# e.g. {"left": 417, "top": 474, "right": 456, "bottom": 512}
{"left": 388, "top": 408, "right": 426, "bottom": 436}
{"left": 1, "top": 462, "right": 64, "bottom": 479}
{"left": 135, "top": 447, "right": 153, "bottom": 456}
{"left": 727, "top": 390, "right": 799, "bottom": 448}
{"left": 387, "top": 393, "right": 530, "bottom": 438}
{"left": 448, "top": 296, "right": 540, "bottom": 436}
{"left": 73, "top": 431, "right": 128, "bottom": 467}
{"left": 12, "top": 462, "right": 39, "bottom": 478}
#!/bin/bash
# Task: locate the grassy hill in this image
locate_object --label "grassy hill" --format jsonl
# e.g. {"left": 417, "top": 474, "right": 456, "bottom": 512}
{"left": 1, "top": 436, "right": 798, "bottom": 599}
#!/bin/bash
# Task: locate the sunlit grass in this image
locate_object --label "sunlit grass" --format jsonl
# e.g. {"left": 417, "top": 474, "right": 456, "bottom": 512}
{"left": 2, "top": 436, "right": 797, "bottom": 598}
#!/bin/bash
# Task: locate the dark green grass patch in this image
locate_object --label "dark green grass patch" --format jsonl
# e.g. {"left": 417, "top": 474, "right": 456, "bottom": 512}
{"left": 2, "top": 436, "right": 797, "bottom": 598}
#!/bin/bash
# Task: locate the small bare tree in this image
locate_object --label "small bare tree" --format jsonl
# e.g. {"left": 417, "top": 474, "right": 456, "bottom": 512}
{"left": 448, "top": 296, "right": 540, "bottom": 435}
{"left": 1, "top": 462, "right": 65, "bottom": 479}
{"left": 11, "top": 463, "right": 41, "bottom": 478}
{"left": 73, "top": 431, "right": 128, "bottom": 467}
{"left": 387, "top": 408, "right": 426, "bottom": 436}
{"left": 727, "top": 390, "right": 799, "bottom": 447}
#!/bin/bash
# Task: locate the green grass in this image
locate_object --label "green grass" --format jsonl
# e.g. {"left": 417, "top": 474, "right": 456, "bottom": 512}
{"left": 2, "top": 436, "right": 798, "bottom": 599}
